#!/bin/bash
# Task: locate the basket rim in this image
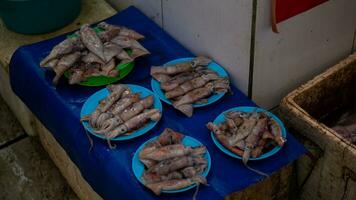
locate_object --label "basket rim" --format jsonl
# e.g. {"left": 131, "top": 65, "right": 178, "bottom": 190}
{"left": 281, "top": 53, "right": 356, "bottom": 150}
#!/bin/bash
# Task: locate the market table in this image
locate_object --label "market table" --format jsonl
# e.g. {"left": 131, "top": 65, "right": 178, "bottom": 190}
{"left": 7, "top": 6, "right": 305, "bottom": 200}
{"left": 0, "top": 0, "right": 116, "bottom": 137}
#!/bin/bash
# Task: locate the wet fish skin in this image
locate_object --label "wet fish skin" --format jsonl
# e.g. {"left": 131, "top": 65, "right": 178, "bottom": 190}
{"left": 227, "top": 112, "right": 260, "bottom": 145}
{"left": 129, "top": 40, "right": 150, "bottom": 59}
{"left": 99, "top": 22, "right": 145, "bottom": 40}
{"left": 94, "top": 117, "right": 123, "bottom": 134}
{"left": 165, "top": 74, "right": 220, "bottom": 99}
{"left": 97, "top": 22, "right": 121, "bottom": 42}
{"left": 191, "top": 56, "right": 212, "bottom": 67}
{"left": 142, "top": 171, "right": 183, "bottom": 184}
{"left": 215, "top": 133, "right": 244, "bottom": 157}
{"left": 150, "top": 56, "right": 211, "bottom": 76}
{"left": 242, "top": 116, "right": 267, "bottom": 164}
{"left": 116, "top": 50, "right": 133, "bottom": 65}
{"left": 173, "top": 85, "right": 213, "bottom": 117}
{"left": 106, "top": 84, "right": 127, "bottom": 93}
{"left": 250, "top": 143, "right": 265, "bottom": 158}
{"left": 80, "top": 24, "right": 106, "bottom": 61}
{"left": 146, "top": 176, "right": 207, "bottom": 195}
{"left": 101, "top": 59, "right": 117, "bottom": 76}
{"left": 173, "top": 86, "right": 213, "bottom": 107}
{"left": 111, "top": 93, "right": 141, "bottom": 115}
{"left": 139, "top": 140, "right": 162, "bottom": 159}
{"left": 141, "top": 144, "right": 206, "bottom": 161}
{"left": 151, "top": 62, "right": 192, "bottom": 76}
{"left": 40, "top": 37, "right": 82, "bottom": 67}
{"left": 106, "top": 109, "right": 161, "bottom": 138}
{"left": 147, "top": 156, "right": 207, "bottom": 175}
{"left": 95, "top": 112, "right": 112, "bottom": 129}
{"left": 84, "top": 84, "right": 126, "bottom": 126}
{"left": 140, "top": 159, "right": 157, "bottom": 169}
{"left": 52, "top": 51, "right": 81, "bottom": 84}
{"left": 160, "top": 72, "right": 197, "bottom": 91}
{"left": 110, "top": 35, "right": 131, "bottom": 48}
{"left": 206, "top": 122, "right": 225, "bottom": 135}
{"left": 68, "top": 69, "right": 85, "bottom": 85}
{"left": 151, "top": 56, "right": 211, "bottom": 76}
{"left": 269, "top": 119, "right": 286, "bottom": 146}
{"left": 181, "top": 166, "right": 197, "bottom": 178}
{"left": 103, "top": 42, "right": 123, "bottom": 62}
{"left": 225, "top": 111, "right": 244, "bottom": 127}
{"left": 44, "top": 58, "right": 59, "bottom": 68}
{"left": 100, "top": 89, "right": 127, "bottom": 112}
{"left": 245, "top": 117, "right": 267, "bottom": 148}
{"left": 119, "top": 27, "right": 145, "bottom": 40}
{"left": 119, "top": 95, "right": 154, "bottom": 121}
{"left": 151, "top": 73, "right": 172, "bottom": 83}
{"left": 157, "top": 128, "right": 184, "bottom": 146}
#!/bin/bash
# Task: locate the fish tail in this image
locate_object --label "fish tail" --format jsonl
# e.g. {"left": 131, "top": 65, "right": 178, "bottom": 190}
{"left": 193, "top": 56, "right": 212, "bottom": 67}
{"left": 243, "top": 162, "right": 269, "bottom": 177}
{"left": 191, "top": 176, "right": 208, "bottom": 185}
{"left": 151, "top": 73, "right": 171, "bottom": 83}
{"left": 150, "top": 66, "right": 165, "bottom": 75}
{"left": 52, "top": 74, "right": 61, "bottom": 85}
{"left": 243, "top": 147, "right": 269, "bottom": 177}
{"left": 176, "top": 104, "right": 193, "bottom": 117}
{"left": 150, "top": 111, "right": 161, "bottom": 121}
{"left": 191, "top": 146, "right": 206, "bottom": 156}
{"left": 146, "top": 183, "right": 162, "bottom": 195}
{"left": 80, "top": 115, "right": 90, "bottom": 122}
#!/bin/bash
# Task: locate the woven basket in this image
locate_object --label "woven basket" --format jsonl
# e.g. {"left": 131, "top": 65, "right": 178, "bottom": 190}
{"left": 279, "top": 53, "right": 356, "bottom": 199}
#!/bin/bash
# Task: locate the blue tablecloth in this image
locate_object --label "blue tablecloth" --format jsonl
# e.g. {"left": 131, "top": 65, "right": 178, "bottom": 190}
{"left": 9, "top": 6, "right": 305, "bottom": 200}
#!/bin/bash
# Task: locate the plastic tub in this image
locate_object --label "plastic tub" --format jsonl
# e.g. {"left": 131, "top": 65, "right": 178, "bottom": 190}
{"left": 0, "top": 0, "right": 81, "bottom": 34}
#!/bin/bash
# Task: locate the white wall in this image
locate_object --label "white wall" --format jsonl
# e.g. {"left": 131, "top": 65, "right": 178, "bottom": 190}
{"left": 106, "top": 0, "right": 162, "bottom": 26}
{"left": 106, "top": 0, "right": 356, "bottom": 109}
{"left": 107, "top": 0, "right": 253, "bottom": 94}
{"left": 252, "top": 0, "right": 356, "bottom": 108}
{"left": 353, "top": 28, "right": 356, "bottom": 52}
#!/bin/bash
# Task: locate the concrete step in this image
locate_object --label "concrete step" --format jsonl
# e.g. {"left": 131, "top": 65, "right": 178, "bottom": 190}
{"left": 0, "top": 96, "right": 77, "bottom": 200}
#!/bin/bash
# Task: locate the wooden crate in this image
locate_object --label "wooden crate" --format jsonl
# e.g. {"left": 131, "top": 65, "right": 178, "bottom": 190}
{"left": 279, "top": 53, "right": 356, "bottom": 200}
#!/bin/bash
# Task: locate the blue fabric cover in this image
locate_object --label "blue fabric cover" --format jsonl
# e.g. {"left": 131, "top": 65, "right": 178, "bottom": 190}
{"left": 9, "top": 6, "right": 305, "bottom": 200}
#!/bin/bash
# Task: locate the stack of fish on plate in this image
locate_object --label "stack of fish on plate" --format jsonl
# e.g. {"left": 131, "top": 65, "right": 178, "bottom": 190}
{"left": 40, "top": 22, "right": 149, "bottom": 84}
{"left": 139, "top": 128, "right": 208, "bottom": 195}
{"left": 150, "top": 56, "right": 230, "bottom": 117}
{"left": 207, "top": 111, "right": 285, "bottom": 165}
{"left": 81, "top": 84, "right": 161, "bottom": 139}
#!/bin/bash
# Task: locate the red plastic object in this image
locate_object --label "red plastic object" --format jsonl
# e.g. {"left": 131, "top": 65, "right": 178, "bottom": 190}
{"left": 276, "top": 0, "right": 328, "bottom": 23}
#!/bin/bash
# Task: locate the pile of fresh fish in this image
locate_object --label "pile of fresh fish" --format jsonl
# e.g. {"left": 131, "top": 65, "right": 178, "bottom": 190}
{"left": 81, "top": 84, "right": 161, "bottom": 139}
{"left": 207, "top": 110, "right": 286, "bottom": 175}
{"left": 150, "top": 56, "right": 230, "bottom": 117}
{"left": 40, "top": 22, "right": 149, "bottom": 85}
{"left": 332, "top": 111, "right": 356, "bottom": 144}
{"left": 139, "top": 128, "right": 208, "bottom": 195}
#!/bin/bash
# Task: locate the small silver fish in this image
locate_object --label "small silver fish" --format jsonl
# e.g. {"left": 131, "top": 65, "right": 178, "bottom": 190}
{"left": 40, "top": 37, "right": 83, "bottom": 67}
{"left": 146, "top": 176, "right": 207, "bottom": 195}
{"left": 106, "top": 109, "right": 161, "bottom": 138}
{"left": 80, "top": 24, "right": 106, "bottom": 61}
{"left": 52, "top": 51, "right": 81, "bottom": 84}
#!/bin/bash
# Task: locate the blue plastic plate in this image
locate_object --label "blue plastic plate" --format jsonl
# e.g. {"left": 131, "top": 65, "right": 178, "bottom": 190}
{"left": 132, "top": 135, "right": 211, "bottom": 193}
{"left": 80, "top": 84, "right": 163, "bottom": 141}
{"left": 151, "top": 57, "right": 228, "bottom": 107}
{"left": 211, "top": 106, "right": 287, "bottom": 160}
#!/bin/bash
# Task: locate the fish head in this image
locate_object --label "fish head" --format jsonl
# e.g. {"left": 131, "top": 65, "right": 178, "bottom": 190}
{"left": 192, "top": 56, "right": 212, "bottom": 67}
{"left": 206, "top": 122, "right": 220, "bottom": 134}
{"left": 116, "top": 124, "right": 128, "bottom": 135}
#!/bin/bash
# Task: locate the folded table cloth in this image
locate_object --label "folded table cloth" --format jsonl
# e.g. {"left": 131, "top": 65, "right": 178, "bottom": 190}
{"left": 9, "top": 6, "right": 305, "bottom": 200}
